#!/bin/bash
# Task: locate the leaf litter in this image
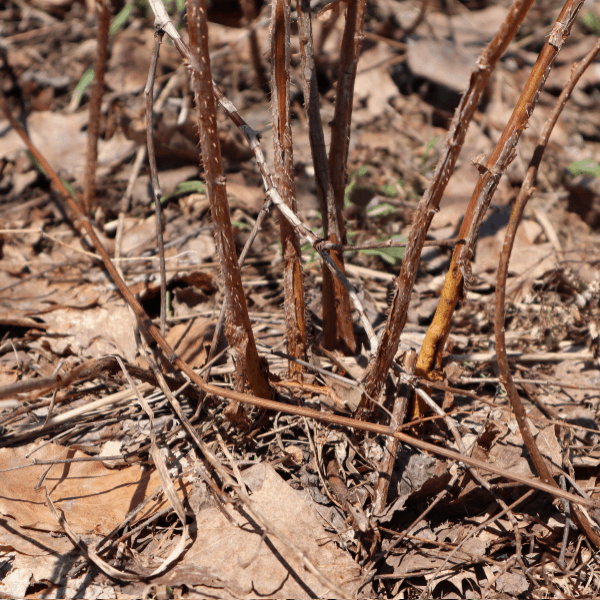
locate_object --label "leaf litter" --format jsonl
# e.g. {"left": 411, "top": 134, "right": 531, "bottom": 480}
{"left": 1, "top": 0, "right": 600, "bottom": 598}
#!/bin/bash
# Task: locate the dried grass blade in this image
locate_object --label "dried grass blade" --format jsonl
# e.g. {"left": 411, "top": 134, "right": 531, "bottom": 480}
{"left": 115, "top": 356, "right": 189, "bottom": 575}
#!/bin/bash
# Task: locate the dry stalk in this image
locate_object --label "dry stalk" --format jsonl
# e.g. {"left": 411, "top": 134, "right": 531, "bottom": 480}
{"left": 239, "top": 0, "right": 269, "bottom": 94}
{"left": 494, "top": 36, "right": 600, "bottom": 548}
{"left": 144, "top": 0, "right": 377, "bottom": 353}
{"left": 82, "top": 0, "right": 110, "bottom": 215}
{"left": 145, "top": 28, "right": 168, "bottom": 336}
{"left": 323, "top": 0, "right": 368, "bottom": 356}
{"left": 297, "top": 0, "right": 350, "bottom": 357}
{"left": 3, "top": 73, "right": 597, "bottom": 533}
{"left": 204, "top": 197, "right": 273, "bottom": 376}
{"left": 416, "top": 0, "right": 585, "bottom": 378}
{"left": 186, "top": 0, "right": 271, "bottom": 420}
{"left": 271, "top": 0, "right": 307, "bottom": 378}
{"left": 371, "top": 350, "right": 414, "bottom": 516}
{"left": 360, "top": 0, "right": 535, "bottom": 405}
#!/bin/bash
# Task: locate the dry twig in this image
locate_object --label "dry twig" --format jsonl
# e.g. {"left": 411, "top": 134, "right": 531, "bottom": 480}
{"left": 416, "top": 0, "right": 584, "bottom": 377}
{"left": 494, "top": 34, "right": 600, "bottom": 548}
{"left": 360, "top": 0, "right": 535, "bottom": 404}
{"left": 82, "top": 0, "right": 110, "bottom": 215}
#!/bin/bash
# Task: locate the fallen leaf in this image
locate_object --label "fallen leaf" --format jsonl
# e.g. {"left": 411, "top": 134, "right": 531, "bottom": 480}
{"left": 0, "top": 443, "right": 162, "bottom": 536}
{"left": 154, "top": 463, "right": 363, "bottom": 599}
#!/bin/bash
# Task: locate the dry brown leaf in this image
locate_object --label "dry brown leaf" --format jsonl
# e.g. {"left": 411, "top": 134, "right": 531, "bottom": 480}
{"left": 162, "top": 318, "right": 216, "bottom": 369}
{"left": 41, "top": 303, "right": 137, "bottom": 363}
{"left": 159, "top": 463, "right": 362, "bottom": 599}
{"left": 0, "top": 111, "right": 88, "bottom": 182}
{"left": 0, "top": 442, "right": 162, "bottom": 536}
{"left": 354, "top": 43, "right": 399, "bottom": 120}
{"left": 106, "top": 24, "right": 178, "bottom": 95}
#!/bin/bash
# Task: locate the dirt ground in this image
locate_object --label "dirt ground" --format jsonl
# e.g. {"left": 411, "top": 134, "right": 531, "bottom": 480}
{"left": 1, "top": 0, "right": 600, "bottom": 597}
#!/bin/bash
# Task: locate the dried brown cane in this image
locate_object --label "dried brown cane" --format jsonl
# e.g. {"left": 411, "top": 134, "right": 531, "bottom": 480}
{"left": 82, "top": 0, "right": 110, "bottom": 215}
{"left": 371, "top": 350, "right": 414, "bottom": 516}
{"left": 416, "top": 0, "right": 585, "bottom": 378}
{"left": 297, "top": 0, "right": 357, "bottom": 359}
{"left": 204, "top": 197, "right": 273, "bottom": 377}
{"left": 271, "top": 0, "right": 308, "bottom": 378}
{"left": 145, "top": 28, "right": 168, "bottom": 336}
{"left": 145, "top": 0, "right": 377, "bottom": 352}
{"left": 2, "top": 72, "right": 596, "bottom": 519}
{"left": 360, "top": 0, "right": 535, "bottom": 405}
{"left": 323, "top": 0, "right": 368, "bottom": 356}
{"left": 185, "top": 0, "right": 271, "bottom": 418}
{"left": 494, "top": 37, "right": 600, "bottom": 548}
{"left": 239, "top": 0, "right": 269, "bottom": 94}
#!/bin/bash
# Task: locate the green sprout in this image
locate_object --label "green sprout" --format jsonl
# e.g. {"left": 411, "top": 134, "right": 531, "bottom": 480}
{"left": 74, "top": 2, "right": 134, "bottom": 101}
{"left": 73, "top": 68, "right": 94, "bottom": 103}
{"left": 155, "top": 180, "right": 206, "bottom": 207}
{"left": 568, "top": 159, "right": 600, "bottom": 178}
{"left": 344, "top": 165, "right": 368, "bottom": 207}
{"left": 358, "top": 235, "right": 406, "bottom": 265}
{"left": 583, "top": 13, "right": 600, "bottom": 35}
{"left": 109, "top": 3, "right": 133, "bottom": 36}
{"left": 421, "top": 136, "right": 440, "bottom": 168}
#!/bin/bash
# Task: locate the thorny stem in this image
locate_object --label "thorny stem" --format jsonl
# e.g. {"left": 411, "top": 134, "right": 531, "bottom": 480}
{"left": 271, "top": 0, "right": 307, "bottom": 378}
{"left": 371, "top": 350, "right": 414, "bottom": 516}
{"left": 323, "top": 0, "right": 368, "bottom": 356}
{"left": 416, "top": 0, "right": 585, "bottom": 378}
{"left": 205, "top": 198, "right": 273, "bottom": 376}
{"left": 296, "top": 0, "right": 330, "bottom": 230}
{"left": 82, "top": 0, "right": 110, "bottom": 215}
{"left": 186, "top": 0, "right": 271, "bottom": 419}
{"left": 145, "top": 28, "right": 168, "bottom": 336}
{"left": 360, "top": 0, "right": 535, "bottom": 404}
{"left": 297, "top": 0, "right": 351, "bottom": 358}
{"left": 494, "top": 35, "right": 600, "bottom": 548}
{"left": 3, "top": 18, "right": 596, "bottom": 538}
{"left": 144, "top": 0, "right": 377, "bottom": 352}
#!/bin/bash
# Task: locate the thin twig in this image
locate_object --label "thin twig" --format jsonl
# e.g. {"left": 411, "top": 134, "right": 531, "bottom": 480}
{"left": 145, "top": 28, "right": 168, "bottom": 336}
{"left": 417, "top": 0, "right": 584, "bottom": 376}
{"left": 323, "top": 238, "right": 464, "bottom": 252}
{"left": 239, "top": 0, "right": 269, "bottom": 94}
{"left": 494, "top": 33, "right": 600, "bottom": 548}
{"left": 361, "top": 0, "right": 536, "bottom": 402}
{"left": 82, "top": 0, "right": 110, "bottom": 215}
